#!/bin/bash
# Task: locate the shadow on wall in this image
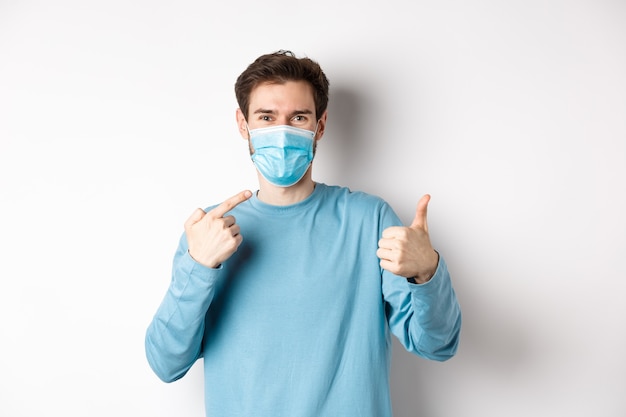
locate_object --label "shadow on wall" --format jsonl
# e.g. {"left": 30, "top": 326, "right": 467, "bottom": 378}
{"left": 318, "top": 85, "right": 379, "bottom": 190}
{"left": 389, "top": 267, "right": 532, "bottom": 416}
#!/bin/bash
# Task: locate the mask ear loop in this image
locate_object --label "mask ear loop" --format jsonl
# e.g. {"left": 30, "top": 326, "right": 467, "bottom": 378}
{"left": 313, "top": 120, "right": 320, "bottom": 139}
{"left": 244, "top": 121, "right": 256, "bottom": 160}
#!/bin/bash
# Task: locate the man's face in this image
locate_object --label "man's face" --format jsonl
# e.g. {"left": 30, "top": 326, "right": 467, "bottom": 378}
{"left": 236, "top": 80, "right": 326, "bottom": 145}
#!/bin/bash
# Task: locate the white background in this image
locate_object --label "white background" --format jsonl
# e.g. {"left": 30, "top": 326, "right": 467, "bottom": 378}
{"left": 1, "top": 0, "right": 625, "bottom": 416}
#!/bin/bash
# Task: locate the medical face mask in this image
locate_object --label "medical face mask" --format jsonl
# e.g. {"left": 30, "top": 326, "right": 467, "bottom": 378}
{"left": 248, "top": 124, "right": 317, "bottom": 187}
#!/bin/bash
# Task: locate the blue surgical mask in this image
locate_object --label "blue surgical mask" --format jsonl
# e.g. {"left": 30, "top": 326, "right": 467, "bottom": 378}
{"left": 248, "top": 124, "right": 317, "bottom": 187}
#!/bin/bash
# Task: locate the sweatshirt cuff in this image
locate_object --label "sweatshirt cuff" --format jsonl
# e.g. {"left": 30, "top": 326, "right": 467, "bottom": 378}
{"left": 407, "top": 254, "right": 448, "bottom": 289}
{"left": 177, "top": 250, "right": 223, "bottom": 288}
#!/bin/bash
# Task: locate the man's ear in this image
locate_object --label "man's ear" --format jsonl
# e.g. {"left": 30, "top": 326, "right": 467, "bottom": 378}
{"left": 315, "top": 110, "right": 328, "bottom": 141}
{"left": 235, "top": 108, "right": 249, "bottom": 140}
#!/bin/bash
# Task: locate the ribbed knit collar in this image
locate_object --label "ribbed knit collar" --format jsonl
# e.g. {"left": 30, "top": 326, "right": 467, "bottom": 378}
{"left": 248, "top": 182, "right": 325, "bottom": 216}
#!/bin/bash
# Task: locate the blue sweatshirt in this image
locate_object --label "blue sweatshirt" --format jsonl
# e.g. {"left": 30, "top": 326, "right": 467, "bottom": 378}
{"left": 145, "top": 183, "right": 461, "bottom": 417}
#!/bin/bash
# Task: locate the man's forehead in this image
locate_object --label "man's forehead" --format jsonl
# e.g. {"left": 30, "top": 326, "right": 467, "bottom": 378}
{"left": 249, "top": 81, "right": 315, "bottom": 110}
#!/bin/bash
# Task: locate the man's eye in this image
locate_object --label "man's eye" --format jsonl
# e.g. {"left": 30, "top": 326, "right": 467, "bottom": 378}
{"left": 293, "top": 115, "right": 306, "bottom": 122}
{"left": 261, "top": 115, "right": 272, "bottom": 121}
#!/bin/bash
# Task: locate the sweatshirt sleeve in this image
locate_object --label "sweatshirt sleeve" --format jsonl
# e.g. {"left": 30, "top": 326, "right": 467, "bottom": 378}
{"left": 379, "top": 204, "right": 462, "bottom": 361}
{"left": 145, "top": 234, "right": 221, "bottom": 382}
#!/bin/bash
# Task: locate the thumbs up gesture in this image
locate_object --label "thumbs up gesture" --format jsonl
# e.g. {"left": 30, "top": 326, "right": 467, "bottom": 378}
{"left": 377, "top": 194, "right": 439, "bottom": 284}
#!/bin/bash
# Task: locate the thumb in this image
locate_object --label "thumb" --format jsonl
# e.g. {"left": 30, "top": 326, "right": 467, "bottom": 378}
{"left": 185, "top": 208, "right": 206, "bottom": 230}
{"left": 410, "top": 194, "right": 431, "bottom": 230}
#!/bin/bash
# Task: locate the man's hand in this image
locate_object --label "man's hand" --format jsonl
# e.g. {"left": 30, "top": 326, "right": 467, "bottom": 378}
{"left": 184, "top": 190, "right": 252, "bottom": 268}
{"left": 377, "top": 194, "right": 439, "bottom": 284}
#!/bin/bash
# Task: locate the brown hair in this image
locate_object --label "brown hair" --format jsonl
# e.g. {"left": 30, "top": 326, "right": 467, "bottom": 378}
{"left": 234, "top": 50, "right": 330, "bottom": 121}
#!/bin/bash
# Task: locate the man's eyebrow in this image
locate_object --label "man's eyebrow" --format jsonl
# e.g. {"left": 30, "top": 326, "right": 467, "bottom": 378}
{"left": 252, "top": 108, "right": 314, "bottom": 117}
{"left": 252, "top": 108, "right": 276, "bottom": 114}
{"left": 290, "top": 109, "right": 314, "bottom": 116}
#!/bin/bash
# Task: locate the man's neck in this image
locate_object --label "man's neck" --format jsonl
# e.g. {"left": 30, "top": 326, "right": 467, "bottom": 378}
{"left": 256, "top": 174, "right": 315, "bottom": 206}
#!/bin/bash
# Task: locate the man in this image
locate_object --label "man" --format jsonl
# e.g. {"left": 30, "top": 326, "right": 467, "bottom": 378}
{"left": 145, "top": 50, "right": 461, "bottom": 416}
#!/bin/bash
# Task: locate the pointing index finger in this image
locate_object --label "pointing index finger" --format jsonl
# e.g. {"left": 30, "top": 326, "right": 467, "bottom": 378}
{"left": 210, "top": 190, "right": 252, "bottom": 218}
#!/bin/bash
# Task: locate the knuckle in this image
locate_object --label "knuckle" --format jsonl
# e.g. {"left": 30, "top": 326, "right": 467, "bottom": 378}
{"left": 226, "top": 237, "right": 241, "bottom": 251}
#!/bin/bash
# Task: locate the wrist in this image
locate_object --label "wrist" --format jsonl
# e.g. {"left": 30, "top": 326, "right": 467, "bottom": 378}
{"left": 407, "top": 250, "right": 439, "bottom": 284}
{"left": 188, "top": 249, "right": 220, "bottom": 269}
